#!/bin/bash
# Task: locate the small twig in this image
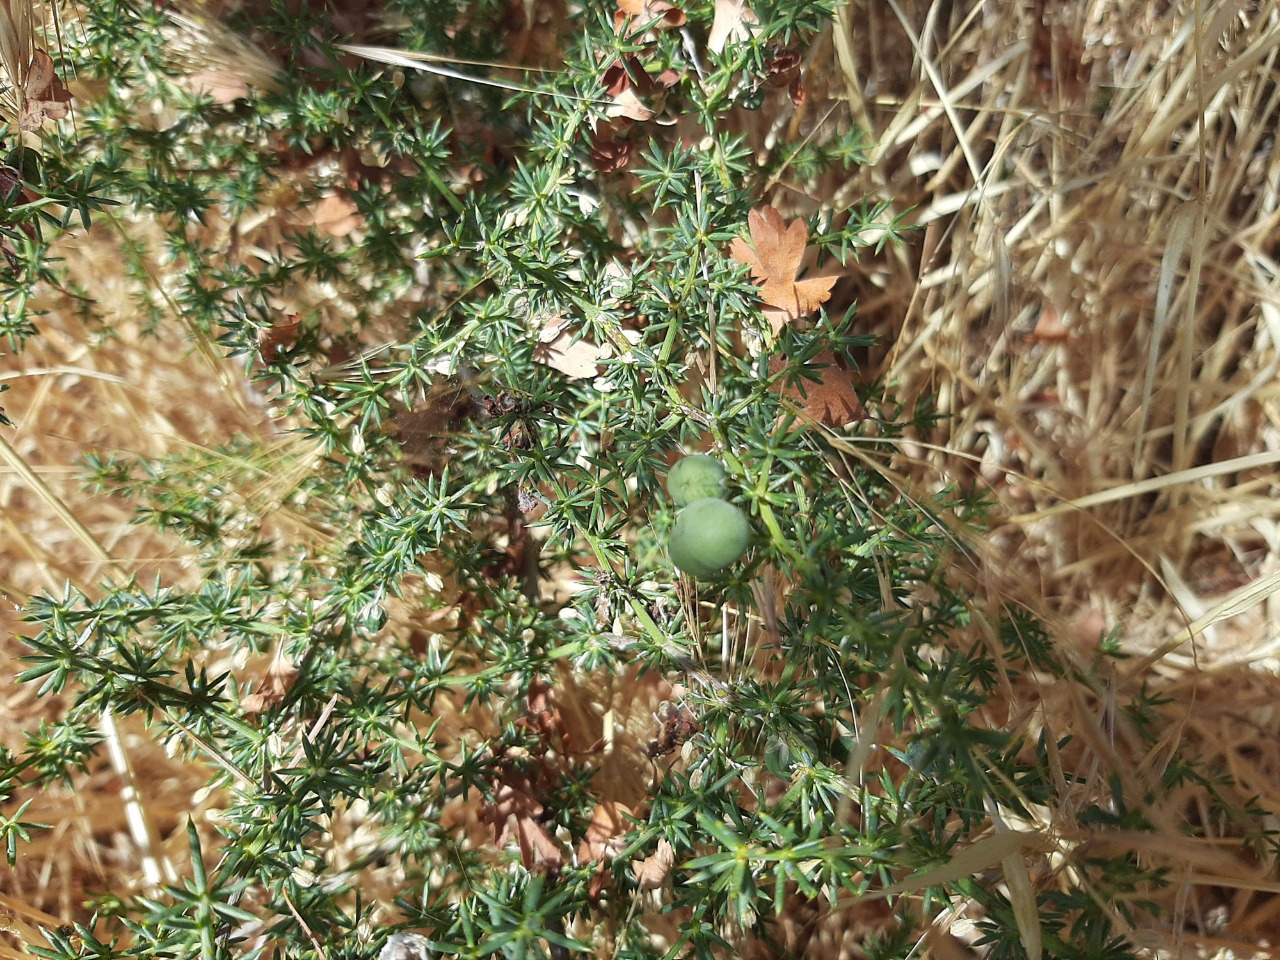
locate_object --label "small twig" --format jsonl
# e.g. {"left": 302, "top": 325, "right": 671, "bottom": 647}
{"left": 282, "top": 887, "right": 329, "bottom": 960}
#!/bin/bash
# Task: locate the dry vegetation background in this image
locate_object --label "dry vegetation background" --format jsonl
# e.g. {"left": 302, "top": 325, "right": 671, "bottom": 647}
{"left": 4, "top": 0, "right": 1280, "bottom": 956}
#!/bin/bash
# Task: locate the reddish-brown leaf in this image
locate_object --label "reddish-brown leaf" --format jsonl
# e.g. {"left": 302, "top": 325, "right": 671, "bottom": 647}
{"left": 19, "top": 50, "right": 72, "bottom": 131}
{"left": 770, "top": 350, "right": 867, "bottom": 429}
{"left": 577, "top": 801, "right": 633, "bottom": 864}
{"left": 242, "top": 659, "right": 299, "bottom": 716}
{"left": 730, "top": 206, "right": 839, "bottom": 336}
{"left": 258, "top": 312, "right": 302, "bottom": 364}
{"left": 600, "top": 56, "right": 679, "bottom": 121}
{"left": 631, "top": 838, "right": 674, "bottom": 889}
{"left": 614, "top": 0, "right": 686, "bottom": 34}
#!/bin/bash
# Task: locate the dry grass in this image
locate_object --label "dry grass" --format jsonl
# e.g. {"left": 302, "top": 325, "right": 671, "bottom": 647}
{"left": 825, "top": 0, "right": 1280, "bottom": 952}
{"left": 839, "top": 0, "right": 1280, "bottom": 656}
{"left": 3, "top": 0, "right": 1280, "bottom": 955}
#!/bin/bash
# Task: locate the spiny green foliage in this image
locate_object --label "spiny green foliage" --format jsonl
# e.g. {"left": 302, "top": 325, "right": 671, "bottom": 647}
{"left": 0, "top": 1, "right": 1237, "bottom": 959}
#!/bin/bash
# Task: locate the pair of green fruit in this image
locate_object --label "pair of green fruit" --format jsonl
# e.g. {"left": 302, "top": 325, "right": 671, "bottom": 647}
{"left": 666, "top": 455, "right": 750, "bottom": 579}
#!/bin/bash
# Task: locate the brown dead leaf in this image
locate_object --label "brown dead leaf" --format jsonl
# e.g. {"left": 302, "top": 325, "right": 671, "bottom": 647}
{"left": 577, "top": 801, "right": 633, "bottom": 864}
{"left": 730, "top": 206, "right": 839, "bottom": 336}
{"left": 521, "top": 678, "right": 569, "bottom": 752}
{"left": 282, "top": 192, "right": 365, "bottom": 238}
{"left": 708, "top": 0, "right": 758, "bottom": 53}
{"left": 242, "top": 659, "right": 299, "bottom": 715}
{"left": 631, "top": 837, "right": 674, "bottom": 889}
{"left": 764, "top": 49, "right": 804, "bottom": 105}
{"left": 614, "top": 0, "right": 685, "bottom": 33}
{"left": 485, "top": 781, "right": 565, "bottom": 870}
{"left": 186, "top": 69, "right": 252, "bottom": 104}
{"left": 770, "top": 350, "right": 867, "bottom": 429}
{"left": 534, "top": 318, "right": 603, "bottom": 380}
{"left": 258, "top": 312, "right": 301, "bottom": 364}
{"left": 601, "top": 56, "right": 679, "bottom": 121}
{"left": 310, "top": 193, "right": 364, "bottom": 238}
{"left": 19, "top": 50, "right": 72, "bottom": 131}
{"left": 591, "top": 132, "right": 635, "bottom": 173}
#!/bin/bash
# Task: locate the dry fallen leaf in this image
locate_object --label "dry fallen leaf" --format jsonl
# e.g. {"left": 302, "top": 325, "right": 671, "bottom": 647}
{"left": 242, "top": 659, "right": 299, "bottom": 715}
{"left": 708, "top": 0, "right": 759, "bottom": 53}
{"left": 258, "top": 312, "right": 302, "bottom": 364}
{"left": 601, "top": 56, "right": 680, "bottom": 122}
{"left": 186, "top": 69, "right": 252, "bottom": 104}
{"left": 282, "top": 192, "right": 366, "bottom": 238}
{"left": 534, "top": 318, "right": 603, "bottom": 380}
{"left": 485, "top": 781, "right": 565, "bottom": 870}
{"left": 614, "top": 0, "right": 686, "bottom": 34}
{"left": 19, "top": 50, "right": 72, "bottom": 131}
{"left": 730, "top": 206, "right": 840, "bottom": 336}
{"left": 309, "top": 193, "right": 364, "bottom": 238}
{"left": 764, "top": 49, "right": 804, "bottom": 105}
{"left": 577, "top": 801, "right": 633, "bottom": 863}
{"left": 770, "top": 350, "right": 867, "bottom": 429}
{"left": 631, "top": 838, "right": 675, "bottom": 889}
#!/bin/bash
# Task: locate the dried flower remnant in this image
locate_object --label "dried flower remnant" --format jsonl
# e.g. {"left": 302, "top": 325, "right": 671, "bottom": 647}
{"left": 379, "top": 933, "right": 431, "bottom": 960}
{"left": 647, "top": 701, "right": 698, "bottom": 758}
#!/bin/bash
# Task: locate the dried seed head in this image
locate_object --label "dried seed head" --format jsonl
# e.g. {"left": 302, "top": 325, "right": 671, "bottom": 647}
{"left": 379, "top": 932, "right": 431, "bottom": 960}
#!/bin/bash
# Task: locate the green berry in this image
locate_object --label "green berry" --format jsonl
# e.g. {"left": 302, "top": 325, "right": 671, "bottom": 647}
{"left": 666, "top": 454, "right": 727, "bottom": 507}
{"left": 668, "top": 498, "right": 750, "bottom": 579}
